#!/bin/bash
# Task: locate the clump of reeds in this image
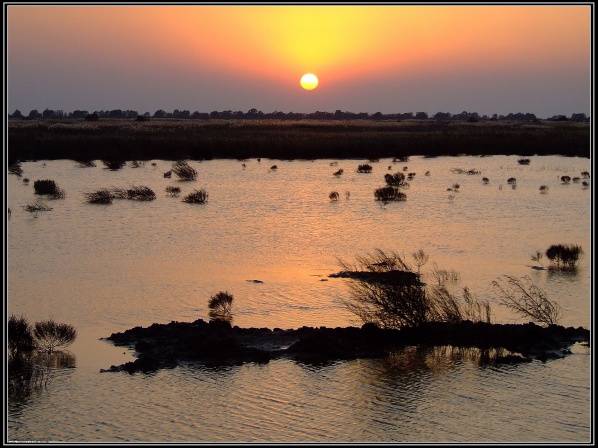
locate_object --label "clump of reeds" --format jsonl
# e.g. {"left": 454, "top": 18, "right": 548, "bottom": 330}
{"left": 560, "top": 176, "right": 571, "bottom": 184}
{"left": 384, "top": 172, "right": 409, "bottom": 187}
{"left": 333, "top": 169, "right": 344, "bottom": 176}
{"left": 208, "top": 291, "right": 234, "bottom": 322}
{"left": 393, "top": 156, "right": 409, "bottom": 163}
{"left": 172, "top": 160, "right": 197, "bottom": 181}
{"left": 539, "top": 185, "right": 549, "bottom": 193}
{"left": 165, "top": 186, "right": 181, "bottom": 197}
{"left": 545, "top": 244, "right": 584, "bottom": 269}
{"left": 357, "top": 164, "right": 373, "bottom": 173}
{"left": 130, "top": 160, "right": 145, "bottom": 168}
{"left": 127, "top": 186, "right": 156, "bottom": 201}
{"left": 83, "top": 189, "right": 113, "bottom": 204}
{"left": 507, "top": 177, "right": 517, "bottom": 185}
{"left": 9, "top": 162, "right": 24, "bottom": 177}
{"left": 270, "top": 165, "right": 278, "bottom": 170}
{"left": 329, "top": 191, "right": 339, "bottom": 201}
{"left": 375, "top": 186, "right": 406, "bottom": 202}
{"left": 73, "top": 159, "right": 96, "bottom": 168}
{"left": 22, "top": 201, "right": 53, "bottom": 216}
{"left": 429, "top": 262, "right": 461, "bottom": 285}
{"left": 450, "top": 168, "right": 480, "bottom": 175}
{"left": 23, "top": 178, "right": 30, "bottom": 183}
{"left": 182, "top": 189, "right": 209, "bottom": 204}
{"left": 581, "top": 171, "right": 590, "bottom": 179}
{"left": 482, "top": 177, "right": 489, "bottom": 184}
{"left": 33, "top": 179, "right": 66, "bottom": 199}
{"left": 102, "top": 160, "right": 126, "bottom": 171}
{"left": 517, "top": 158, "right": 531, "bottom": 165}
{"left": 582, "top": 181, "right": 589, "bottom": 189}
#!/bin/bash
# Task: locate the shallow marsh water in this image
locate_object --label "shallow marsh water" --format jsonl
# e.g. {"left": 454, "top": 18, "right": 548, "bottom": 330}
{"left": 7, "top": 155, "right": 592, "bottom": 442}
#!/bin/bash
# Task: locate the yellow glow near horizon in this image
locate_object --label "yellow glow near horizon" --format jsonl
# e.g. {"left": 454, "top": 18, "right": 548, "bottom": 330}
{"left": 300, "top": 73, "right": 318, "bottom": 90}
{"left": 8, "top": 5, "right": 590, "bottom": 91}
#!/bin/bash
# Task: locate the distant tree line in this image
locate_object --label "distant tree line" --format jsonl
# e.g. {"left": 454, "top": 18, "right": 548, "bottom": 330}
{"left": 8, "top": 108, "right": 590, "bottom": 122}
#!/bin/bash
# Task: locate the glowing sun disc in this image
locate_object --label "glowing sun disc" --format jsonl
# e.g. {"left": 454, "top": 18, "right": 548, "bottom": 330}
{"left": 300, "top": 73, "right": 318, "bottom": 90}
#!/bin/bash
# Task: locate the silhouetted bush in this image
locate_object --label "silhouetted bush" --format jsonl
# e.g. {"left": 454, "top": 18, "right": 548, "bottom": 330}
{"left": 33, "top": 179, "right": 65, "bottom": 198}
{"left": 333, "top": 169, "right": 344, "bottom": 176}
{"left": 8, "top": 161, "right": 23, "bottom": 177}
{"left": 384, "top": 172, "right": 408, "bottom": 187}
{"left": 492, "top": 275, "right": 562, "bottom": 326}
{"left": 33, "top": 319, "right": 77, "bottom": 353}
{"left": 357, "top": 163, "right": 373, "bottom": 173}
{"left": 84, "top": 189, "right": 113, "bottom": 204}
{"left": 172, "top": 160, "right": 197, "bottom": 181}
{"left": 73, "top": 159, "right": 96, "bottom": 168}
{"left": 337, "top": 249, "right": 492, "bottom": 329}
{"left": 126, "top": 186, "right": 156, "bottom": 201}
{"left": 329, "top": 191, "right": 339, "bottom": 201}
{"left": 374, "top": 186, "right": 406, "bottom": 202}
{"left": 545, "top": 244, "right": 584, "bottom": 268}
{"left": 182, "top": 189, "right": 209, "bottom": 203}
{"left": 8, "top": 315, "right": 35, "bottom": 357}
{"left": 102, "top": 159, "right": 126, "bottom": 171}
{"left": 507, "top": 177, "right": 517, "bottom": 185}
{"left": 208, "top": 291, "right": 234, "bottom": 322}
{"left": 165, "top": 186, "right": 181, "bottom": 197}
{"left": 517, "top": 158, "right": 530, "bottom": 165}
{"left": 482, "top": 177, "right": 489, "bottom": 184}
{"left": 539, "top": 185, "right": 549, "bottom": 193}
{"left": 560, "top": 175, "right": 571, "bottom": 184}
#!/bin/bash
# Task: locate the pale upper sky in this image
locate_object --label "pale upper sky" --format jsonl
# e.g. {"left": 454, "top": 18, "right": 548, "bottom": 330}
{"left": 5, "top": 3, "right": 593, "bottom": 118}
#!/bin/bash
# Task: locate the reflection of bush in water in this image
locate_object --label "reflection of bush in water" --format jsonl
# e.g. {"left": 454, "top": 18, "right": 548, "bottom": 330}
{"left": 8, "top": 350, "right": 76, "bottom": 398}
{"left": 384, "top": 345, "right": 518, "bottom": 374}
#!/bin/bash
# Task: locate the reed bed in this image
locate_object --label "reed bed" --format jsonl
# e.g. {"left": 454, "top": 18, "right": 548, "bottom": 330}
{"left": 9, "top": 119, "right": 590, "bottom": 162}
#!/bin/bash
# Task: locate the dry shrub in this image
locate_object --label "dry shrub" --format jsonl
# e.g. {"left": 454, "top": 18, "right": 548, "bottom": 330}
{"left": 182, "top": 189, "right": 209, "bottom": 204}
{"left": 172, "top": 160, "right": 197, "bottom": 181}
{"left": 492, "top": 275, "right": 562, "bottom": 326}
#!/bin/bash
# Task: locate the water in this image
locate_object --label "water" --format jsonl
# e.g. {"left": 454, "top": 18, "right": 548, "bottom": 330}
{"left": 6, "top": 155, "right": 592, "bottom": 443}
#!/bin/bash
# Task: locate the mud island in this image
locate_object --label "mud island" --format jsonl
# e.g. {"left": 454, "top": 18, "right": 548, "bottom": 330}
{"left": 101, "top": 319, "right": 589, "bottom": 374}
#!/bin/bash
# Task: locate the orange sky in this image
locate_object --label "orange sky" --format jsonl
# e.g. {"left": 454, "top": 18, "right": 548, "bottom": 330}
{"left": 6, "top": 4, "right": 592, "bottom": 117}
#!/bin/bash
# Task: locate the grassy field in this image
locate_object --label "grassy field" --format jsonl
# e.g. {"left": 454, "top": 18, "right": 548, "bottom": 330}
{"left": 7, "top": 118, "right": 590, "bottom": 163}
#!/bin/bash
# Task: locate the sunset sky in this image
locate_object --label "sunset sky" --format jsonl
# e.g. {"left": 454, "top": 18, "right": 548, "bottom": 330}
{"left": 6, "top": 4, "right": 592, "bottom": 118}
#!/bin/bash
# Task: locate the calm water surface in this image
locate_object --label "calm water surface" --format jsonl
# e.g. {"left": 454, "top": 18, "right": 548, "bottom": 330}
{"left": 7, "top": 156, "right": 592, "bottom": 442}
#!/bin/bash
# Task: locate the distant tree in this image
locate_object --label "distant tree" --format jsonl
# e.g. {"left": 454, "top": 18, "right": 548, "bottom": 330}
{"left": 415, "top": 112, "right": 428, "bottom": 119}
{"left": 10, "top": 109, "right": 24, "bottom": 119}
{"left": 153, "top": 109, "right": 167, "bottom": 118}
{"left": 27, "top": 109, "right": 42, "bottom": 119}
{"left": 85, "top": 113, "right": 99, "bottom": 122}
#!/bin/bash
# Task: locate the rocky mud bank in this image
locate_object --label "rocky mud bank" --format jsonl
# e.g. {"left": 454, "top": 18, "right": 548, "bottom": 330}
{"left": 100, "top": 319, "right": 590, "bottom": 374}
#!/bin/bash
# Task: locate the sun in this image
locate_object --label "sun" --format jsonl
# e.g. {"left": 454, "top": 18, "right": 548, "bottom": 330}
{"left": 300, "top": 73, "right": 318, "bottom": 90}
